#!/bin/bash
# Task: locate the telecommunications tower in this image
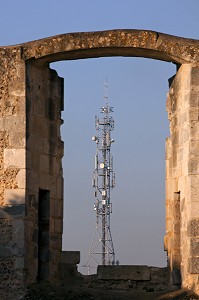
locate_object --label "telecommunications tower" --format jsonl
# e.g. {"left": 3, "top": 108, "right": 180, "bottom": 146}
{"left": 87, "top": 83, "right": 115, "bottom": 273}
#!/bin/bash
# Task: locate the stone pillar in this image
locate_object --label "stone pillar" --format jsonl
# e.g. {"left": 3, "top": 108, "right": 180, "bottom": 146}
{"left": 186, "top": 66, "right": 199, "bottom": 291}
{"left": 0, "top": 53, "right": 64, "bottom": 298}
{"left": 25, "top": 61, "right": 64, "bottom": 284}
{"left": 165, "top": 64, "right": 199, "bottom": 292}
{"left": 0, "top": 48, "right": 26, "bottom": 299}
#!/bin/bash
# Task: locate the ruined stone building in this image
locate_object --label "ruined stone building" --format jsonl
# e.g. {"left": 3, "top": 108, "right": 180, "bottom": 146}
{"left": 1, "top": 29, "right": 199, "bottom": 298}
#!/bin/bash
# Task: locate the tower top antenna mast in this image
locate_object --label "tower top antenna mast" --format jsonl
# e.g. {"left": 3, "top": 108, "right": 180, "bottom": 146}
{"left": 87, "top": 82, "right": 115, "bottom": 274}
{"left": 104, "top": 80, "right": 108, "bottom": 103}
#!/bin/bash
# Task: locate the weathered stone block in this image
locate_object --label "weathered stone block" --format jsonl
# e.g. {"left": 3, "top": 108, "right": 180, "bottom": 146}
{"left": 15, "top": 257, "right": 24, "bottom": 269}
{"left": 4, "top": 149, "right": 25, "bottom": 168}
{"left": 12, "top": 219, "right": 24, "bottom": 241}
{"left": 188, "top": 159, "right": 199, "bottom": 175}
{"left": 174, "top": 222, "right": 180, "bottom": 234}
{"left": 189, "top": 108, "right": 199, "bottom": 121}
{"left": 190, "top": 67, "right": 199, "bottom": 87}
{"left": 4, "top": 189, "right": 25, "bottom": 205}
{"left": 43, "top": 138, "right": 50, "bottom": 154}
{"left": 56, "top": 177, "right": 63, "bottom": 199}
{"left": 179, "top": 127, "right": 189, "bottom": 145}
{"left": 50, "top": 199, "right": 63, "bottom": 218}
{"left": 190, "top": 238, "right": 199, "bottom": 256}
{"left": 188, "top": 219, "right": 199, "bottom": 237}
{"left": 0, "top": 257, "right": 15, "bottom": 286}
{"left": 97, "top": 265, "right": 151, "bottom": 281}
{"left": 50, "top": 235, "right": 62, "bottom": 250}
{"left": 188, "top": 201, "right": 199, "bottom": 219}
{"left": 4, "top": 116, "right": 25, "bottom": 132}
{"left": 9, "top": 132, "right": 25, "bottom": 148}
{"left": 0, "top": 245, "right": 14, "bottom": 257}
{"left": 29, "top": 151, "right": 40, "bottom": 171}
{"left": 189, "top": 175, "right": 199, "bottom": 203}
{"left": 54, "top": 218, "right": 63, "bottom": 233}
{"left": 189, "top": 90, "right": 199, "bottom": 107}
{"left": 3, "top": 204, "right": 25, "bottom": 217}
{"left": 190, "top": 141, "right": 199, "bottom": 159}
{"left": 27, "top": 135, "right": 44, "bottom": 153}
{"left": 52, "top": 157, "right": 62, "bottom": 176}
{"left": 26, "top": 170, "right": 38, "bottom": 191}
{"left": 188, "top": 257, "right": 199, "bottom": 274}
{"left": 16, "top": 169, "right": 26, "bottom": 189}
{"left": 0, "top": 218, "right": 12, "bottom": 243}
{"left": 31, "top": 116, "right": 49, "bottom": 137}
{"left": 178, "top": 111, "right": 188, "bottom": 126}
{"left": 190, "top": 121, "right": 199, "bottom": 139}
{"left": 61, "top": 251, "right": 80, "bottom": 265}
{"left": 39, "top": 154, "right": 49, "bottom": 174}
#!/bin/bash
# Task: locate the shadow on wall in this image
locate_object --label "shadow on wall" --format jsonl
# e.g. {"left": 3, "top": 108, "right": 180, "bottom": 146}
{"left": 4, "top": 189, "right": 25, "bottom": 206}
{"left": 0, "top": 193, "right": 25, "bottom": 257}
{"left": 0, "top": 194, "right": 25, "bottom": 299}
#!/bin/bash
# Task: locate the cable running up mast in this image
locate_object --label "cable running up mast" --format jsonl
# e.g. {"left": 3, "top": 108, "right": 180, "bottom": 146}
{"left": 87, "top": 82, "right": 115, "bottom": 272}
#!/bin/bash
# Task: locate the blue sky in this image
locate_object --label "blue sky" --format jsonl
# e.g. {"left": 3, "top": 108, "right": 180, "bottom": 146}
{"left": 1, "top": 1, "right": 199, "bottom": 273}
{"left": 1, "top": 1, "right": 199, "bottom": 45}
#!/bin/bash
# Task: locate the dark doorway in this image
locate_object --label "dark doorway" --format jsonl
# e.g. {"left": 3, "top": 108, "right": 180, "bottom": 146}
{"left": 171, "top": 191, "right": 182, "bottom": 285}
{"left": 38, "top": 189, "right": 50, "bottom": 282}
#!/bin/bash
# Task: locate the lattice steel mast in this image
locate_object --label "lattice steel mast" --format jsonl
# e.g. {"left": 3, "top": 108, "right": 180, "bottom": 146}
{"left": 87, "top": 83, "right": 115, "bottom": 272}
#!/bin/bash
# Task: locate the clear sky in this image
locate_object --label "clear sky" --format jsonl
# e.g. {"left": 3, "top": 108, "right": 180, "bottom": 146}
{"left": 1, "top": 0, "right": 199, "bottom": 273}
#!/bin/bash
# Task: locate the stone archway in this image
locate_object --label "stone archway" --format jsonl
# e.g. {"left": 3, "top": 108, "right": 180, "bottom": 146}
{"left": 1, "top": 29, "right": 199, "bottom": 298}
{"left": 21, "top": 29, "right": 199, "bottom": 64}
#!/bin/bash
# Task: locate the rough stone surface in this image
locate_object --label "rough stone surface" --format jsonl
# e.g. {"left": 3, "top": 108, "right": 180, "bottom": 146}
{"left": 98, "top": 265, "right": 151, "bottom": 281}
{"left": 164, "top": 64, "right": 199, "bottom": 293}
{"left": 20, "top": 30, "right": 199, "bottom": 65}
{"left": 61, "top": 251, "right": 80, "bottom": 265}
{"left": 188, "top": 219, "right": 199, "bottom": 237}
{"left": 24, "top": 62, "right": 64, "bottom": 286}
{"left": 188, "top": 257, "right": 199, "bottom": 274}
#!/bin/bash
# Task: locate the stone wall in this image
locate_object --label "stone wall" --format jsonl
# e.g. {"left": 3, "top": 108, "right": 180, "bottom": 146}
{"left": 25, "top": 61, "right": 64, "bottom": 285}
{"left": 0, "top": 52, "right": 64, "bottom": 299}
{"left": 165, "top": 65, "right": 199, "bottom": 292}
{"left": 96, "top": 265, "right": 171, "bottom": 292}
{"left": 186, "top": 67, "right": 199, "bottom": 291}
{"left": 165, "top": 64, "right": 190, "bottom": 285}
{"left": 59, "top": 251, "right": 80, "bottom": 279}
{"left": 0, "top": 48, "right": 26, "bottom": 299}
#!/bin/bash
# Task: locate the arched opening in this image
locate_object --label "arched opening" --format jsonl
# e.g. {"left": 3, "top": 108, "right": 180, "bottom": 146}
{"left": 24, "top": 29, "right": 196, "bottom": 285}
{"left": 51, "top": 56, "right": 176, "bottom": 274}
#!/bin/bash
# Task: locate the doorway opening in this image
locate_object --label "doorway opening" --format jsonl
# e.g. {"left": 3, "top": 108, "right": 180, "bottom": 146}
{"left": 171, "top": 191, "right": 181, "bottom": 285}
{"left": 51, "top": 57, "right": 176, "bottom": 274}
{"left": 38, "top": 189, "right": 50, "bottom": 282}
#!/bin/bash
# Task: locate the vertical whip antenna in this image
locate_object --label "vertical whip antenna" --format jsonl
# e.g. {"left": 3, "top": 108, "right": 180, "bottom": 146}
{"left": 104, "top": 79, "right": 108, "bottom": 103}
